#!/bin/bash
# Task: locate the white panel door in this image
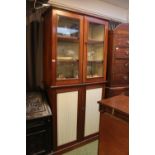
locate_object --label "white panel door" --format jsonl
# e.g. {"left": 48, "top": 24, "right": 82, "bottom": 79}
{"left": 57, "top": 91, "right": 78, "bottom": 146}
{"left": 84, "top": 88, "right": 102, "bottom": 136}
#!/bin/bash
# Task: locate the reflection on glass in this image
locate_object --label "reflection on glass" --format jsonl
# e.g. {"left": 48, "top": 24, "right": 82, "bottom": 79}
{"left": 57, "top": 16, "right": 79, "bottom": 38}
{"left": 87, "top": 43, "right": 103, "bottom": 78}
{"left": 56, "top": 15, "right": 80, "bottom": 80}
{"left": 87, "top": 44, "right": 104, "bottom": 61}
{"left": 87, "top": 63, "right": 104, "bottom": 78}
{"left": 56, "top": 41, "right": 79, "bottom": 80}
{"left": 57, "top": 62, "right": 79, "bottom": 80}
{"left": 88, "top": 23, "right": 104, "bottom": 41}
{"left": 87, "top": 22, "right": 104, "bottom": 78}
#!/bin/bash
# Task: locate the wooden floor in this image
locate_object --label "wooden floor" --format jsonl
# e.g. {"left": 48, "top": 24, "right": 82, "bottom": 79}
{"left": 63, "top": 140, "right": 98, "bottom": 155}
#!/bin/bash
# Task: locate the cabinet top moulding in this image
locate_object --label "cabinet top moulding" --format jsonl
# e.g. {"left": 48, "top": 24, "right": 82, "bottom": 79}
{"left": 43, "top": 6, "right": 110, "bottom": 22}
{"left": 57, "top": 35, "right": 79, "bottom": 42}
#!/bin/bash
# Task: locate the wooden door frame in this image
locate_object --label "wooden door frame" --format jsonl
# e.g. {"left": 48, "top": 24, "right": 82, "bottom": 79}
{"left": 82, "top": 84, "right": 105, "bottom": 140}
{"left": 83, "top": 16, "right": 109, "bottom": 83}
{"left": 52, "top": 9, "right": 84, "bottom": 86}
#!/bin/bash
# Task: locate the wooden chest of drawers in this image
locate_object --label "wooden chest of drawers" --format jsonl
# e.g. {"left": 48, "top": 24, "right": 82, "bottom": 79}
{"left": 27, "top": 117, "right": 52, "bottom": 155}
{"left": 106, "top": 24, "right": 129, "bottom": 97}
{"left": 26, "top": 92, "right": 53, "bottom": 155}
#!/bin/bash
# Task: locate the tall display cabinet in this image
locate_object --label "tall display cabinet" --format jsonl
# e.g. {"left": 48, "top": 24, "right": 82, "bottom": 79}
{"left": 43, "top": 9, "right": 108, "bottom": 153}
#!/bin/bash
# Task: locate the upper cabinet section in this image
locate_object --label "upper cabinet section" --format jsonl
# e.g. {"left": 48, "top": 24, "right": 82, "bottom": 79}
{"left": 43, "top": 9, "right": 108, "bottom": 86}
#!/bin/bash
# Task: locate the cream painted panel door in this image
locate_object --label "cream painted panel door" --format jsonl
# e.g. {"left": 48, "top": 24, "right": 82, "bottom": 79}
{"left": 57, "top": 91, "right": 78, "bottom": 146}
{"left": 84, "top": 88, "right": 102, "bottom": 136}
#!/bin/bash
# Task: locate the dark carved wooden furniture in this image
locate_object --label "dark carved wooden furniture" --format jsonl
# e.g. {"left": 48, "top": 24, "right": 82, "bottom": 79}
{"left": 98, "top": 95, "right": 129, "bottom": 155}
{"left": 106, "top": 23, "right": 129, "bottom": 97}
{"left": 26, "top": 92, "right": 52, "bottom": 155}
{"left": 43, "top": 8, "right": 109, "bottom": 154}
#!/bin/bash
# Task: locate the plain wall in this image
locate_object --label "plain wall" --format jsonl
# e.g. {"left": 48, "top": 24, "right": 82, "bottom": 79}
{"left": 49, "top": 0, "right": 129, "bottom": 23}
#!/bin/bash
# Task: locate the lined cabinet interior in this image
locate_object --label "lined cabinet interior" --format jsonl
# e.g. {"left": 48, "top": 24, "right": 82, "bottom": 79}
{"left": 84, "top": 87, "right": 102, "bottom": 136}
{"left": 43, "top": 9, "right": 108, "bottom": 152}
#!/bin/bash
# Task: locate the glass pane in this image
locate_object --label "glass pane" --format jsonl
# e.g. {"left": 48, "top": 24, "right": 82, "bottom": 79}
{"left": 57, "top": 41, "right": 79, "bottom": 80}
{"left": 88, "top": 23, "right": 104, "bottom": 41}
{"left": 87, "top": 44, "right": 104, "bottom": 61}
{"left": 87, "top": 43, "right": 104, "bottom": 78}
{"left": 87, "top": 62, "right": 103, "bottom": 78}
{"left": 57, "top": 16, "right": 79, "bottom": 38}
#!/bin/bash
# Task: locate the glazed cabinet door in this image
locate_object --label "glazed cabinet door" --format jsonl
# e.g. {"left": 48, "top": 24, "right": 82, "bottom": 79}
{"left": 56, "top": 89, "right": 79, "bottom": 146}
{"left": 52, "top": 10, "right": 84, "bottom": 86}
{"left": 83, "top": 16, "right": 108, "bottom": 83}
{"left": 84, "top": 86, "right": 103, "bottom": 137}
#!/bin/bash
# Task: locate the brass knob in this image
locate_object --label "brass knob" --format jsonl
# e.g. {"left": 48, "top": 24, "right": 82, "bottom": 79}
{"left": 123, "top": 75, "right": 128, "bottom": 80}
{"left": 125, "top": 50, "right": 129, "bottom": 55}
{"left": 51, "top": 59, "right": 56, "bottom": 62}
{"left": 124, "top": 63, "right": 129, "bottom": 67}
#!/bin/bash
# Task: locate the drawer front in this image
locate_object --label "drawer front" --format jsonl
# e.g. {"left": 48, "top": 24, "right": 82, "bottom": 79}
{"left": 114, "top": 47, "right": 129, "bottom": 59}
{"left": 114, "top": 30, "right": 129, "bottom": 36}
{"left": 112, "top": 73, "right": 129, "bottom": 85}
{"left": 112, "top": 60, "right": 129, "bottom": 74}
{"left": 114, "top": 37, "right": 129, "bottom": 47}
{"left": 27, "top": 129, "right": 49, "bottom": 155}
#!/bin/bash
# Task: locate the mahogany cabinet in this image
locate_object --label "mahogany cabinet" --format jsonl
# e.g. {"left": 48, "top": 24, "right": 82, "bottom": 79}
{"left": 106, "top": 23, "right": 129, "bottom": 97}
{"left": 43, "top": 9, "right": 108, "bottom": 153}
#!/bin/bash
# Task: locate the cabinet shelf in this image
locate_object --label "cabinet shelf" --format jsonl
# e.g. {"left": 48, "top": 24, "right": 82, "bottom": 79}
{"left": 87, "top": 60, "right": 103, "bottom": 63}
{"left": 57, "top": 60, "right": 79, "bottom": 63}
{"left": 87, "top": 40, "right": 104, "bottom": 44}
{"left": 57, "top": 35, "right": 79, "bottom": 42}
{"left": 57, "top": 57, "right": 79, "bottom": 63}
{"left": 87, "top": 75, "right": 103, "bottom": 78}
{"left": 57, "top": 77, "right": 78, "bottom": 80}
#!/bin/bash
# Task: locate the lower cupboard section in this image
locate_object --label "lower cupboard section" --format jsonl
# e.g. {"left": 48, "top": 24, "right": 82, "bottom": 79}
{"left": 47, "top": 84, "right": 105, "bottom": 151}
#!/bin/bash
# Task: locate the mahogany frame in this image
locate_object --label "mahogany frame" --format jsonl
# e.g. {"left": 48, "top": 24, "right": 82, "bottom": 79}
{"left": 83, "top": 16, "right": 109, "bottom": 83}
{"left": 52, "top": 9, "right": 84, "bottom": 86}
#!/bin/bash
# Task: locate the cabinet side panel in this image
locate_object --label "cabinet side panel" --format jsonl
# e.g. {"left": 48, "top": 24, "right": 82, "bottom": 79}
{"left": 84, "top": 88, "right": 102, "bottom": 136}
{"left": 57, "top": 91, "right": 78, "bottom": 146}
{"left": 43, "top": 11, "right": 52, "bottom": 86}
